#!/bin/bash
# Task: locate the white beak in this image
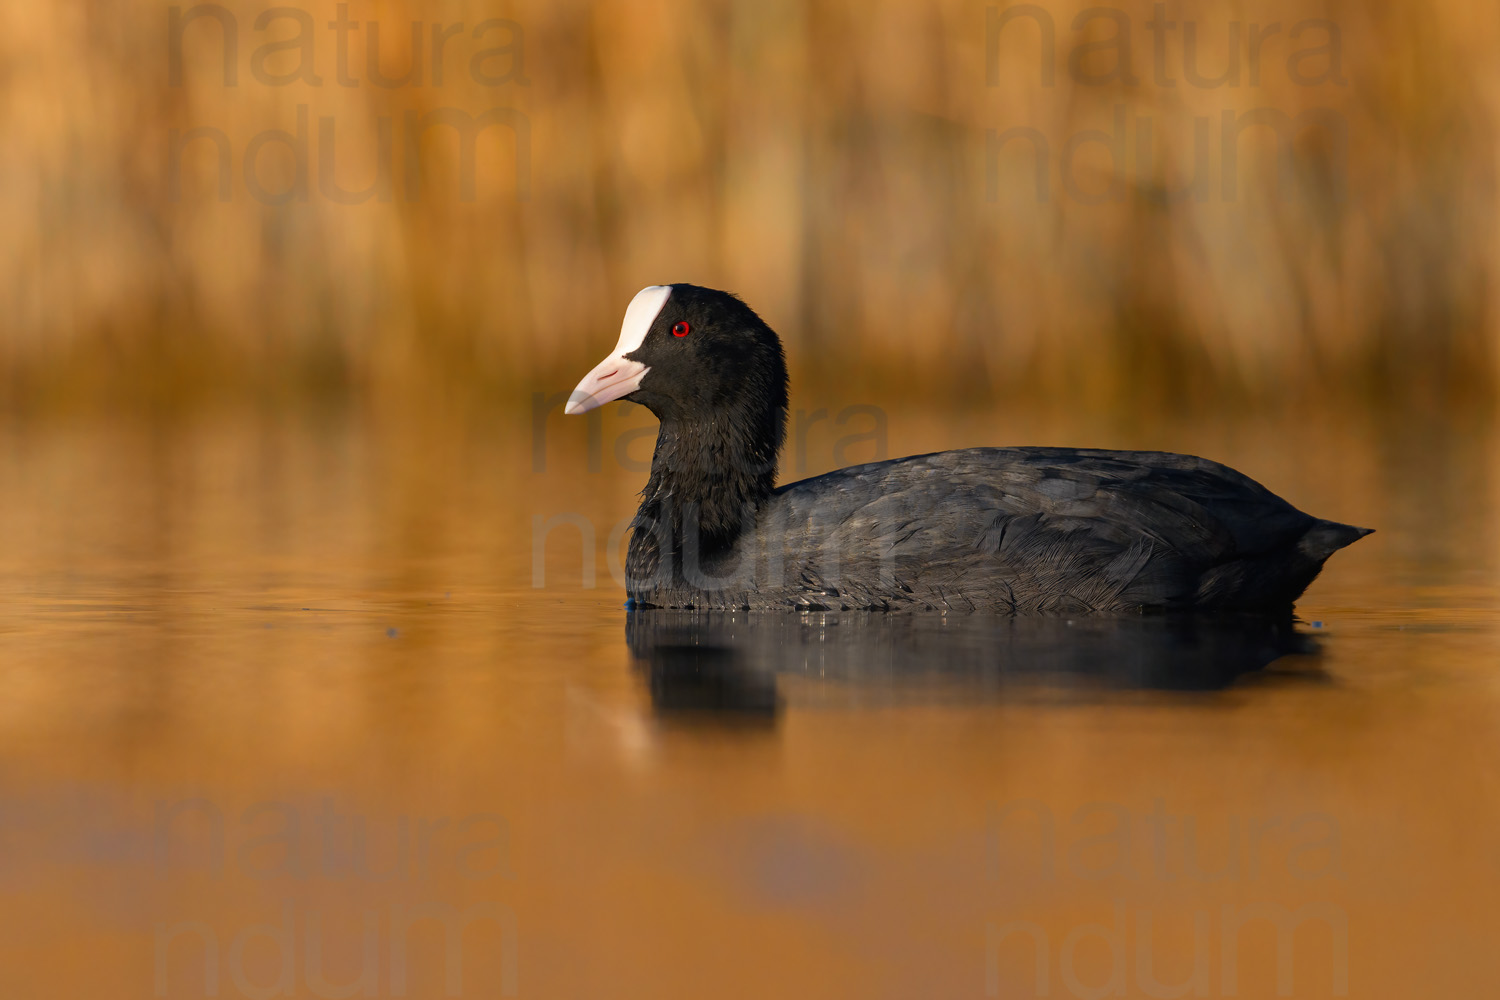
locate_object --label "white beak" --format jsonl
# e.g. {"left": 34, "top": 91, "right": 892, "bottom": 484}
{"left": 566, "top": 285, "right": 673, "bottom": 415}
{"left": 565, "top": 356, "right": 648, "bottom": 415}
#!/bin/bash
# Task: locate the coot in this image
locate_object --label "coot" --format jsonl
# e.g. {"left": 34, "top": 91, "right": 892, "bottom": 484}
{"left": 567, "top": 284, "right": 1371, "bottom": 613}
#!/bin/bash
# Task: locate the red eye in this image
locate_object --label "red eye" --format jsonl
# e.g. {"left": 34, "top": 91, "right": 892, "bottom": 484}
{"left": 672, "top": 321, "right": 690, "bottom": 337}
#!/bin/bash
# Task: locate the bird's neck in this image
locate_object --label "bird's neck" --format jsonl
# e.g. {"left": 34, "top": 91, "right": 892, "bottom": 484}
{"left": 627, "top": 408, "right": 784, "bottom": 588}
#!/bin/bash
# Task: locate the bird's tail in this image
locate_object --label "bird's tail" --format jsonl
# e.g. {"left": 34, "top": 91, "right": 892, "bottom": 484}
{"left": 1298, "top": 520, "right": 1375, "bottom": 563}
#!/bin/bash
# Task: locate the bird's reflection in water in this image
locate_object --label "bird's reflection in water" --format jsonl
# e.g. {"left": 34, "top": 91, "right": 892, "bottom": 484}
{"left": 626, "top": 611, "right": 1327, "bottom": 716}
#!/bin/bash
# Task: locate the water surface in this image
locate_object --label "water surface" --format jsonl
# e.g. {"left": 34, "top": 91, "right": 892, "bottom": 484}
{"left": 0, "top": 400, "right": 1495, "bottom": 998}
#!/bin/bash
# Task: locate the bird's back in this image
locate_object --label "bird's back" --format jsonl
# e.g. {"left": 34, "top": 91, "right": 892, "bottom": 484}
{"left": 652, "top": 447, "right": 1369, "bottom": 613}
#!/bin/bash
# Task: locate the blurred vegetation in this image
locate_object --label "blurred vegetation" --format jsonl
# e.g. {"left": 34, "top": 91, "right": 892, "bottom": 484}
{"left": 2, "top": 0, "right": 1497, "bottom": 414}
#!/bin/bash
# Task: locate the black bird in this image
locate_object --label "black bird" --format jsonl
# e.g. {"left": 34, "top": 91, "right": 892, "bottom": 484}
{"left": 566, "top": 284, "right": 1372, "bottom": 613}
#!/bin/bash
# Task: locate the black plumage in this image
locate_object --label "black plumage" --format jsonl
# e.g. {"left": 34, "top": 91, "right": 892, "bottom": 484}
{"left": 567, "top": 284, "right": 1372, "bottom": 613}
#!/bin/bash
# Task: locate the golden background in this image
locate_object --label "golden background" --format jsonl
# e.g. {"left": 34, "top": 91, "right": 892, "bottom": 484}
{"left": 4, "top": 0, "right": 1495, "bottom": 410}
{"left": 3, "top": 4, "right": 1498, "bottom": 999}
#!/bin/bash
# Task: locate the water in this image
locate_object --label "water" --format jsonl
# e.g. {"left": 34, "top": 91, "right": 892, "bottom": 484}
{"left": 0, "top": 399, "right": 1496, "bottom": 998}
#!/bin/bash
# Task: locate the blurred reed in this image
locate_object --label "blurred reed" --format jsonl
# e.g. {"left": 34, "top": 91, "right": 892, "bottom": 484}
{"left": 2, "top": 0, "right": 1497, "bottom": 412}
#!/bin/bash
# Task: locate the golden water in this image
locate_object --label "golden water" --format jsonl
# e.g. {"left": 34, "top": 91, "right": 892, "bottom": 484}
{"left": 1, "top": 396, "right": 1496, "bottom": 998}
